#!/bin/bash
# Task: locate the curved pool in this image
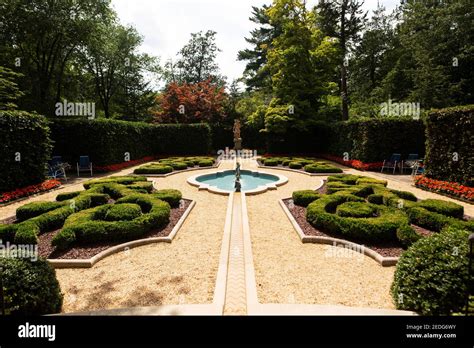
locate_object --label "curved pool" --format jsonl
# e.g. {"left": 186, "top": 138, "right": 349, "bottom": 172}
{"left": 188, "top": 169, "right": 287, "bottom": 194}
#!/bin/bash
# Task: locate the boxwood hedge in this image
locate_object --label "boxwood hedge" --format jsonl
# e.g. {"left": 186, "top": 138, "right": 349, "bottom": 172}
{"left": 392, "top": 226, "right": 473, "bottom": 315}
{"left": 0, "top": 254, "right": 63, "bottom": 315}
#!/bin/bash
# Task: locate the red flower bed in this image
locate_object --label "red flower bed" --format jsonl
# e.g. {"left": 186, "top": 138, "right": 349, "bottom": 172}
{"left": 0, "top": 179, "right": 61, "bottom": 204}
{"left": 319, "top": 154, "right": 384, "bottom": 171}
{"left": 414, "top": 176, "right": 474, "bottom": 202}
{"left": 94, "top": 156, "right": 156, "bottom": 172}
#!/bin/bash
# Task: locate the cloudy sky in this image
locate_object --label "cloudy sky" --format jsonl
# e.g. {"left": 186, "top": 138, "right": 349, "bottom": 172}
{"left": 111, "top": 0, "right": 400, "bottom": 86}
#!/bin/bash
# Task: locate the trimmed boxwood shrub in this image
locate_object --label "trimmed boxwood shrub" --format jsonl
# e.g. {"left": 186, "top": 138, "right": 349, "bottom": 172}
{"left": 306, "top": 193, "right": 408, "bottom": 242}
{"left": 392, "top": 226, "right": 473, "bottom": 315}
{"left": 56, "top": 191, "right": 81, "bottom": 201}
{"left": 50, "top": 119, "right": 212, "bottom": 167}
{"left": 396, "top": 224, "right": 421, "bottom": 248}
{"left": 416, "top": 199, "right": 464, "bottom": 219}
{"left": 388, "top": 189, "right": 417, "bottom": 202}
{"left": 289, "top": 161, "right": 303, "bottom": 169}
{"left": 263, "top": 158, "right": 279, "bottom": 166}
{"left": 327, "top": 174, "right": 360, "bottom": 185}
{"left": 336, "top": 201, "right": 376, "bottom": 218}
{"left": 406, "top": 206, "right": 473, "bottom": 232}
{"left": 424, "top": 105, "right": 473, "bottom": 186}
{"left": 198, "top": 159, "right": 214, "bottom": 167}
{"left": 0, "top": 110, "right": 52, "bottom": 192}
{"left": 153, "top": 189, "right": 182, "bottom": 207}
{"left": 0, "top": 254, "right": 63, "bottom": 315}
{"left": 292, "top": 190, "right": 321, "bottom": 207}
{"left": 105, "top": 203, "right": 142, "bottom": 221}
{"left": 134, "top": 164, "right": 173, "bottom": 174}
{"left": 52, "top": 194, "right": 171, "bottom": 249}
{"left": 168, "top": 162, "right": 188, "bottom": 170}
{"left": 356, "top": 177, "right": 387, "bottom": 186}
{"left": 83, "top": 176, "right": 147, "bottom": 189}
{"left": 304, "top": 164, "right": 343, "bottom": 173}
{"left": 16, "top": 201, "right": 64, "bottom": 222}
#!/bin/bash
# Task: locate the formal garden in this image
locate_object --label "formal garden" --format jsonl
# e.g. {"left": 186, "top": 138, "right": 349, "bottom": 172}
{"left": 0, "top": 0, "right": 473, "bottom": 321}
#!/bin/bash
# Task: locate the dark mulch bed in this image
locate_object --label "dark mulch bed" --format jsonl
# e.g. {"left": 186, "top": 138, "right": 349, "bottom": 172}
{"left": 37, "top": 199, "right": 192, "bottom": 260}
{"left": 282, "top": 197, "right": 437, "bottom": 258}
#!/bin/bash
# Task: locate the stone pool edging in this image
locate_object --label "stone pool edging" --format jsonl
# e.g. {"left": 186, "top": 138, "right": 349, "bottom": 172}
{"left": 48, "top": 199, "right": 196, "bottom": 269}
{"left": 186, "top": 169, "right": 288, "bottom": 196}
{"left": 278, "top": 198, "right": 399, "bottom": 267}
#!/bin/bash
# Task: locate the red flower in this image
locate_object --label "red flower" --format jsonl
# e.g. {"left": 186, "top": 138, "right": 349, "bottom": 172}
{"left": 0, "top": 179, "right": 61, "bottom": 204}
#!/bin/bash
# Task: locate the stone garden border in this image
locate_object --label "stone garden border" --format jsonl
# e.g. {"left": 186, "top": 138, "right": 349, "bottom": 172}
{"left": 278, "top": 198, "right": 399, "bottom": 267}
{"left": 48, "top": 199, "right": 196, "bottom": 269}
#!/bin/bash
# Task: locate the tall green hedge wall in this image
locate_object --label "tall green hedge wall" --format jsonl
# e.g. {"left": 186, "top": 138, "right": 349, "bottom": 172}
{"left": 0, "top": 110, "right": 52, "bottom": 192}
{"left": 50, "top": 119, "right": 211, "bottom": 166}
{"left": 424, "top": 106, "right": 473, "bottom": 186}
{"left": 325, "top": 118, "right": 426, "bottom": 163}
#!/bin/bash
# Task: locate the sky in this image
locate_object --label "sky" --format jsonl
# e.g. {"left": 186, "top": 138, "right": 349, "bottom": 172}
{"left": 111, "top": 0, "right": 400, "bottom": 87}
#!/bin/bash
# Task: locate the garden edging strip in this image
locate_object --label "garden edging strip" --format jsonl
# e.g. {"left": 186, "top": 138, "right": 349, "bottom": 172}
{"left": 48, "top": 199, "right": 196, "bottom": 269}
{"left": 278, "top": 198, "right": 399, "bottom": 267}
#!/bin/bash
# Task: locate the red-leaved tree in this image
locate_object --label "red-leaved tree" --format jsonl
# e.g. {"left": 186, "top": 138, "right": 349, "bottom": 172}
{"left": 154, "top": 79, "right": 227, "bottom": 123}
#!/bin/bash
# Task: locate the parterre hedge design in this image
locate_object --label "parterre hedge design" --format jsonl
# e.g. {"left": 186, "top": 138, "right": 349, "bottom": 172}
{"left": 262, "top": 156, "right": 343, "bottom": 174}
{"left": 0, "top": 176, "right": 183, "bottom": 251}
{"left": 134, "top": 156, "right": 215, "bottom": 174}
{"left": 292, "top": 174, "right": 473, "bottom": 246}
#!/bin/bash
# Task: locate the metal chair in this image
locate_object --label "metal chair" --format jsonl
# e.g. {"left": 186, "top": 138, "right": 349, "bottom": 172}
{"left": 381, "top": 153, "right": 401, "bottom": 174}
{"left": 77, "top": 156, "right": 93, "bottom": 177}
{"left": 401, "top": 154, "right": 419, "bottom": 174}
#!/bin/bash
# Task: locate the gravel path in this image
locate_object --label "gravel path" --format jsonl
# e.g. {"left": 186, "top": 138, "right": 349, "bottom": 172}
{"left": 243, "top": 161, "right": 396, "bottom": 309}
{"left": 55, "top": 161, "right": 234, "bottom": 313}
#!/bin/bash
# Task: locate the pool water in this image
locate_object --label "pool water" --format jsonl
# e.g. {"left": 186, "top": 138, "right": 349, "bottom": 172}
{"left": 195, "top": 170, "right": 280, "bottom": 192}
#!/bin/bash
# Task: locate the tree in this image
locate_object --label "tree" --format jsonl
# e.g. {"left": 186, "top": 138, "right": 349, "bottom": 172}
{"left": 237, "top": 5, "right": 280, "bottom": 91}
{"left": 0, "top": 66, "right": 24, "bottom": 110}
{"left": 0, "top": 0, "right": 113, "bottom": 115}
{"left": 315, "top": 0, "right": 367, "bottom": 120}
{"left": 154, "top": 79, "right": 227, "bottom": 124}
{"left": 264, "top": 0, "right": 338, "bottom": 133}
{"left": 163, "top": 30, "right": 225, "bottom": 86}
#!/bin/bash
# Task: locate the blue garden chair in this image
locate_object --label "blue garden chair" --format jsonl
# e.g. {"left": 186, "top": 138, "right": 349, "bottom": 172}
{"left": 381, "top": 153, "right": 401, "bottom": 174}
{"left": 77, "top": 156, "right": 93, "bottom": 177}
{"left": 47, "top": 156, "right": 68, "bottom": 182}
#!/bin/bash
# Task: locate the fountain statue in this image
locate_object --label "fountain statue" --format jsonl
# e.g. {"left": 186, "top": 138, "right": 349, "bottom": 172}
{"left": 233, "top": 119, "right": 242, "bottom": 151}
{"left": 235, "top": 162, "right": 241, "bottom": 192}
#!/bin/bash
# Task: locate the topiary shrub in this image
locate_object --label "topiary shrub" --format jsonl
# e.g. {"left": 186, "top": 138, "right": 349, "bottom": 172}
{"left": 263, "top": 158, "right": 278, "bottom": 166}
{"left": 396, "top": 224, "right": 421, "bottom": 248}
{"left": 169, "top": 162, "right": 188, "bottom": 170}
{"left": 336, "top": 201, "right": 376, "bottom": 218}
{"left": 304, "top": 164, "right": 343, "bottom": 173}
{"left": 83, "top": 176, "right": 147, "bottom": 189}
{"left": 0, "top": 254, "right": 63, "bottom": 315}
{"left": 356, "top": 177, "right": 387, "bottom": 186}
{"left": 289, "top": 161, "right": 303, "bottom": 169}
{"left": 292, "top": 190, "right": 321, "bottom": 207}
{"left": 367, "top": 194, "right": 384, "bottom": 205}
{"left": 306, "top": 193, "right": 408, "bottom": 242}
{"left": 416, "top": 199, "right": 464, "bottom": 219}
{"left": 52, "top": 191, "right": 172, "bottom": 250}
{"left": 406, "top": 206, "right": 473, "bottom": 232}
{"left": 104, "top": 203, "right": 142, "bottom": 221}
{"left": 392, "top": 226, "right": 473, "bottom": 315}
{"left": 56, "top": 191, "right": 81, "bottom": 201}
{"left": 198, "top": 159, "right": 214, "bottom": 167}
{"left": 16, "top": 201, "right": 64, "bottom": 222}
{"left": 389, "top": 189, "right": 417, "bottom": 202}
{"left": 134, "top": 164, "right": 173, "bottom": 174}
{"left": 327, "top": 174, "right": 360, "bottom": 185}
{"left": 153, "top": 189, "right": 182, "bottom": 207}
